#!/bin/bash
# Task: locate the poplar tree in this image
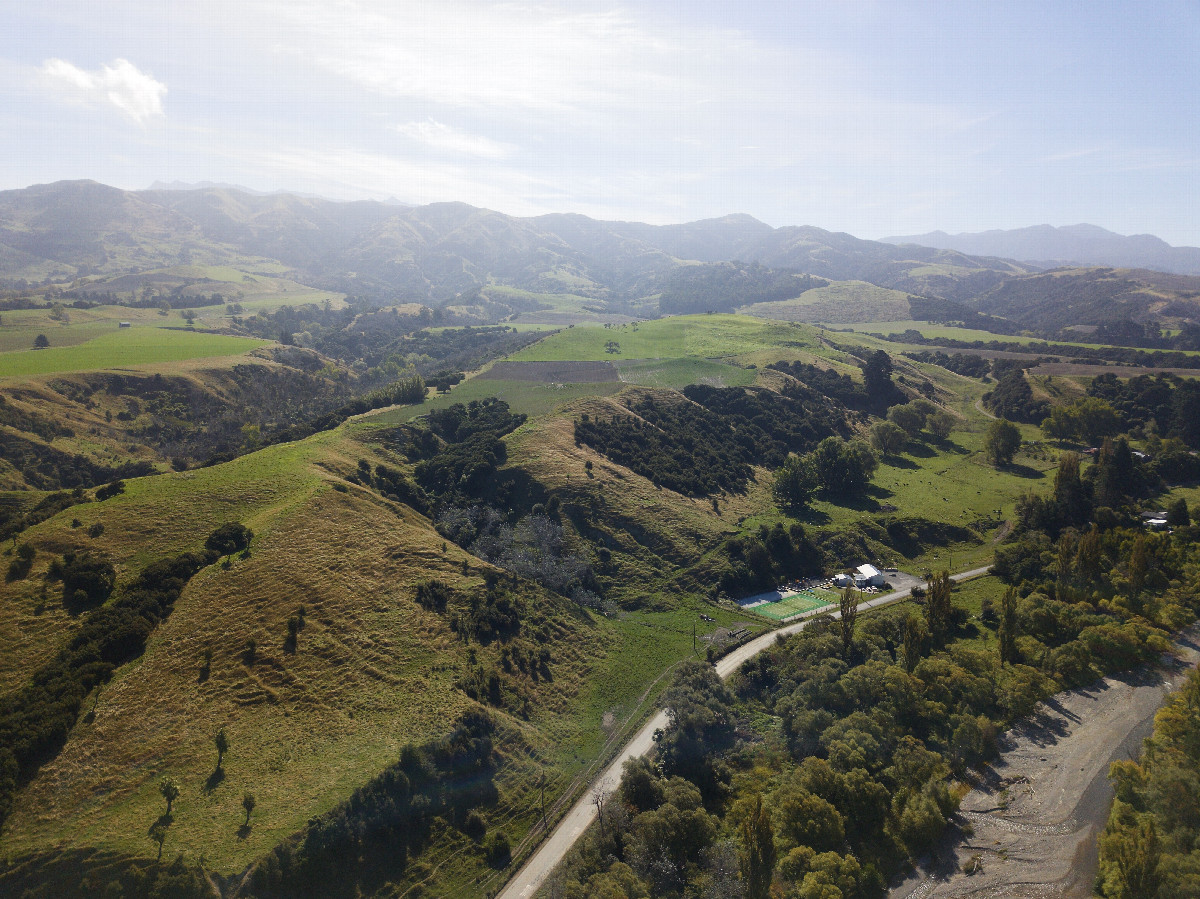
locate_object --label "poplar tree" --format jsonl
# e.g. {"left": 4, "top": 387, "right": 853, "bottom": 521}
{"left": 740, "top": 793, "right": 776, "bottom": 899}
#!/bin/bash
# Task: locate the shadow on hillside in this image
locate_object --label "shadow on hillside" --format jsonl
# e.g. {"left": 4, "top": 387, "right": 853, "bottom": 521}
{"left": 826, "top": 486, "right": 892, "bottom": 514}
{"left": 1003, "top": 463, "right": 1045, "bottom": 479}
{"left": 884, "top": 456, "right": 920, "bottom": 470}
{"left": 237, "top": 823, "right": 252, "bottom": 841}
{"left": 791, "top": 506, "right": 832, "bottom": 525}
{"left": 907, "top": 441, "right": 937, "bottom": 459}
{"left": 930, "top": 436, "right": 970, "bottom": 455}
{"left": 204, "top": 767, "right": 225, "bottom": 794}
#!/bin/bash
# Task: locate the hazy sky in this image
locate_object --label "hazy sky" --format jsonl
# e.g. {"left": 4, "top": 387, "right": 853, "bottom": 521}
{"left": 4, "top": 1, "right": 1199, "bottom": 243}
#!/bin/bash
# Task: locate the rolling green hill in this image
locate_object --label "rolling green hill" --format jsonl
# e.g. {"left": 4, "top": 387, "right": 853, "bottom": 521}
{"left": 0, "top": 312, "right": 1074, "bottom": 897}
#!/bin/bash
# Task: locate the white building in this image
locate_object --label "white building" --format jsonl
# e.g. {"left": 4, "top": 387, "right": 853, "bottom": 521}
{"left": 832, "top": 573, "right": 853, "bottom": 589}
{"left": 854, "top": 564, "right": 885, "bottom": 588}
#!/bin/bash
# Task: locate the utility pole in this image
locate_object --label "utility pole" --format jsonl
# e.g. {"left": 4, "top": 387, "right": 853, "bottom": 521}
{"left": 539, "top": 769, "right": 546, "bottom": 826}
{"left": 693, "top": 621, "right": 696, "bottom": 654}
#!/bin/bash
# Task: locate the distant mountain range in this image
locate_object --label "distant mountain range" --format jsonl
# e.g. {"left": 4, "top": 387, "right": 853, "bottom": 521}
{"left": 883, "top": 224, "right": 1200, "bottom": 276}
{"left": 0, "top": 180, "right": 1026, "bottom": 302}
{"left": 6, "top": 180, "right": 1200, "bottom": 335}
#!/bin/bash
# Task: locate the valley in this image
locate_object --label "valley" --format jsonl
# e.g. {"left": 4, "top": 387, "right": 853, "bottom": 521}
{"left": 0, "top": 184, "right": 1198, "bottom": 898}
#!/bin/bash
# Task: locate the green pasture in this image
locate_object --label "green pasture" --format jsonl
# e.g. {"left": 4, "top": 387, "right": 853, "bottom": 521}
{"left": 616, "top": 357, "right": 756, "bottom": 390}
{"left": 510, "top": 314, "right": 819, "bottom": 362}
{"left": 369, "top": 377, "right": 624, "bottom": 426}
{"left": 0, "top": 328, "right": 269, "bottom": 378}
{"left": 741, "top": 281, "right": 912, "bottom": 323}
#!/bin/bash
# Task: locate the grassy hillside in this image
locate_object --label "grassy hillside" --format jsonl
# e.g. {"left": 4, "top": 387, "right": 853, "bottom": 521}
{"left": 740, "top": 280, "right": 913, "bottom": 323}
{"left": 0, "top": 330, "right": 269, "bottom": 378}
{"left": 509, "top": 314, "right": 819, "bottom": 362}
{"left": 0, "top": 313, "right": 1081, "bottom": 897}
{"left": 0, "top": 406, "right": 759, "bottom": 894}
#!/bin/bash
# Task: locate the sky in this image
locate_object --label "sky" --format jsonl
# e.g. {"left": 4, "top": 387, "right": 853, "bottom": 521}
{"left": 3, "top": 1, "right": 1199, "bottom": 244}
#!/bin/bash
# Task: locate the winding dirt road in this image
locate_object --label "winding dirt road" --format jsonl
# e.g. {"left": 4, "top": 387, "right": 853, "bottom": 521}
{"left": 498, "top": 566, "right": 992, "bottom": 899}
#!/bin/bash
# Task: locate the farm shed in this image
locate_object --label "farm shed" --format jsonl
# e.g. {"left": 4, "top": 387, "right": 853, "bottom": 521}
{"left": 854, "top": 564, "right": 885, "bottom": 588}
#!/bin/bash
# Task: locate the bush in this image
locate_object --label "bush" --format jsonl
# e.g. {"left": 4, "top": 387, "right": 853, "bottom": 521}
{"left": 483, "top": 831, "right": 511, "bottom": 868}
{"left": 53, "top": 550, "right": 116, "bottom": 607}
{"left": 205, "top": 522, "right": 254, "bottom": 556}
{"left": 95, "top": 480, "right": 125, "bottom": 501}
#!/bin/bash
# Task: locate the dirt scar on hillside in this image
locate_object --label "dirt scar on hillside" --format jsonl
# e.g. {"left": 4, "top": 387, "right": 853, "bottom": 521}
{"left": 889, "top": 624, "right": 1200, "bottom": 899}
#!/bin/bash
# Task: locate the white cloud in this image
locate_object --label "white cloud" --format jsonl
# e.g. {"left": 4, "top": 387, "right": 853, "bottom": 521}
{"left": 41, "top": 58, "right": 166, "bottom": 123}
{"left": 394, "top": 119, "right": 514, "bottom": 159}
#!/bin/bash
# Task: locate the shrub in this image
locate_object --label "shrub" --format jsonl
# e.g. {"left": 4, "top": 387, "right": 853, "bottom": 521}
{"left": 95, "top": 480, "right": 125, "bottom": 501}
{"left": 205, "top": 522, "right": 253, "bottom": 556}
{"left": 483, "top": 831, "right": 511, "bottom": 868}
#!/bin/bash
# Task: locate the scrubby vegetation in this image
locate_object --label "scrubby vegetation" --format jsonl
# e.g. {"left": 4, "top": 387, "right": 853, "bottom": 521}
{"left": 573, "top": 384, "right": 850, "bottom": 497}
{"left": 656, "top": 263, "right": 826, "bottom": 316}
{"left": 552, "top": 499, "right": 1200, "bottom": 898}
{"left": 1099, "top": 665, "right": 1200, "bottom": 898}
{"left": 983, "top": 369, "right": 1049, "bottom": 423}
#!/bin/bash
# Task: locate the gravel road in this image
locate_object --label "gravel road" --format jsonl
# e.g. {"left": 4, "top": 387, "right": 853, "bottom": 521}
{"left": 890, "top": 625, "right": 1200, "bottom": 898}
{"left": 498, "top": 566, "right": 992, "bottom": 899}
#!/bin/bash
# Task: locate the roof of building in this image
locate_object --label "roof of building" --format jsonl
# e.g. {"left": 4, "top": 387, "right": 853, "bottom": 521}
{"left": 856, "top": 564, "right": 881, "bottom": 578}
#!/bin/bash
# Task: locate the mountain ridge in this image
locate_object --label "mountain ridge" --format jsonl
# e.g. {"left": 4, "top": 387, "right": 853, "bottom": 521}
{"left": 883, "top": 223, "right": 1200, "bottom": 275}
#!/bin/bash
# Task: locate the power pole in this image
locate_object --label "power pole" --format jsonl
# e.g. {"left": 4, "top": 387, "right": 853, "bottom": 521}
{"left": 539, "top": 769, "right": 546, "bottom": 826}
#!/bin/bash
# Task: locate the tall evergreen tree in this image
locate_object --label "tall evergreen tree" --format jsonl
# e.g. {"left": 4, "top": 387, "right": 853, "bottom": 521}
{"left": 740, "top": 793, "right": 776, "bottom": 899}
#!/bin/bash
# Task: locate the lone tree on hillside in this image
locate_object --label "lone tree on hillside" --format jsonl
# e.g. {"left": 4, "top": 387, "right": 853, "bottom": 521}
{"left": 887, "top": 403, "right": 926, "bottom": 438}
{"left": 159, "top": 777, "right": 180, "bottom": 817}
{"left": 985, "top": 419, "right": 1022, "bottom": 467}
{"left": 772, "top": 454, "right": 817, "bottom": 511}
{"left": 242, "top": 791, "right": 256, "bottom": 826}
{"left": 32, "top": 334, "right": 49, "bottom": 349}
{"left": 214, "top": 729, "right": 229, "bottom": 771}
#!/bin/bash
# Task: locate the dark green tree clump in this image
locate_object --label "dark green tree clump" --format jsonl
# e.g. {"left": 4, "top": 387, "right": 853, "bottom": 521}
{"left": 984, "top": 419, "right": 1021, "bottom": 466}
{"left": 983, "top": 370, "right": 1049, "bottom": 423}
{"left": 573, "top": 385, "right": 850, "bottom": 497}
{"left": 720, "top": 522, "right": 822, "bottom": 597}
{"left": 49, "top": 550, "right": 117, "bottom": 608}
{"left": 204, "top": 522, "right": 254, "bottom": 556}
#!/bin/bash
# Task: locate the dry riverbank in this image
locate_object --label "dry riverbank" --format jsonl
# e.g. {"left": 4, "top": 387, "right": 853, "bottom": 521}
{"left": 891, "top": 625, "right": 1200, "bottom": 898}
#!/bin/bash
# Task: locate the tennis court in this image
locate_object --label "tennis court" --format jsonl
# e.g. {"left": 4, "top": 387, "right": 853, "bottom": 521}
{"left": 751, "top": 589, "right": 838, "bottom": 621}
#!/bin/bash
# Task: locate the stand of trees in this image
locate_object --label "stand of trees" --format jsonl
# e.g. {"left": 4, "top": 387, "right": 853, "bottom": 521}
{"left": 574, "top": 386, "right": 850, "bottom": 498}
{"left": 772, "top": 437, "right": 878, "bottom": 512}
{"left": 983, "top": 371, "right": 1049, "bottom": 423}
{"left": 550, "top": 445, "right": 1200, "bottom": 899}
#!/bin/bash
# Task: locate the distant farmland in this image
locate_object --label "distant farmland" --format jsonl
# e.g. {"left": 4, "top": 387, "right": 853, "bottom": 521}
{"left": 0, "top": 329, "right": 270, "bottom": 377}
{"left": 480, "top": 360, "right": 619, "bottom": 382}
